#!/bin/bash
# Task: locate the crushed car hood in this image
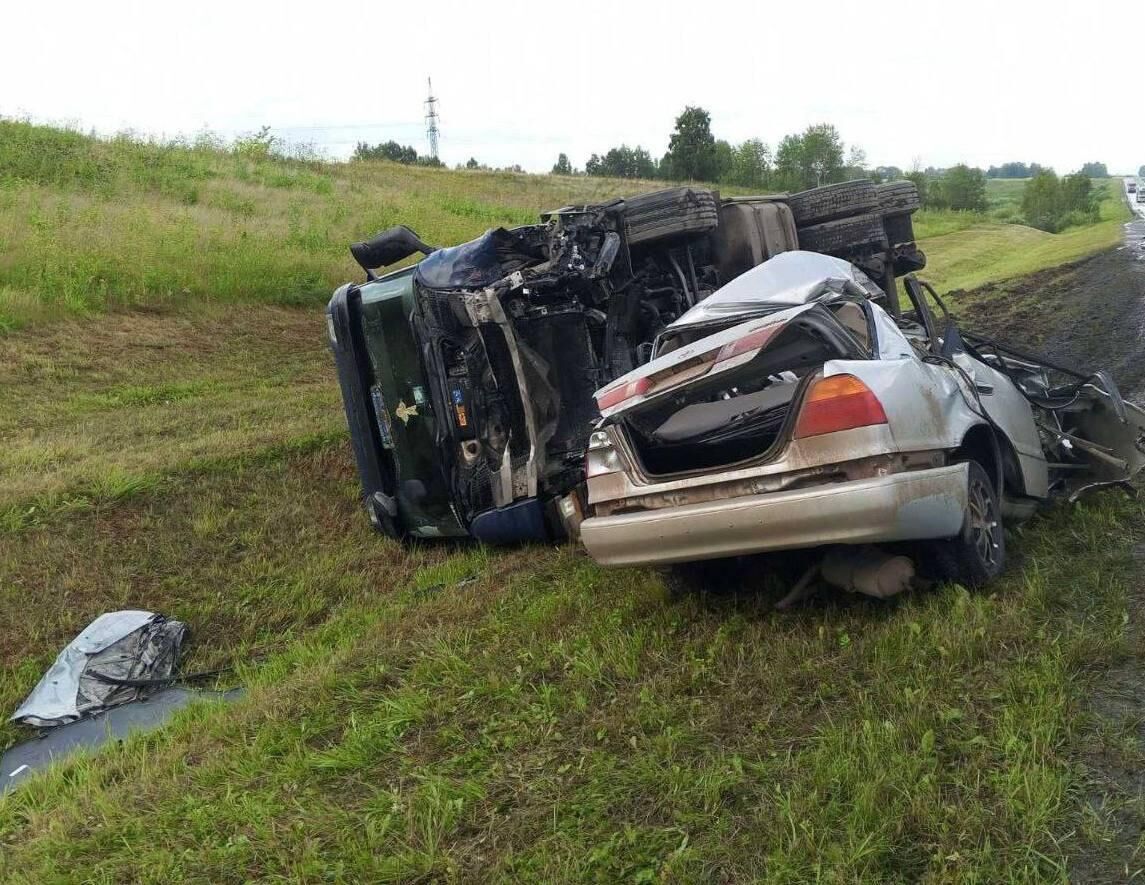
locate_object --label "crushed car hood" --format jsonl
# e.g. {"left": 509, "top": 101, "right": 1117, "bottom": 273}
{"left": 669, "top": 250, "right": 884, "bottom": 328}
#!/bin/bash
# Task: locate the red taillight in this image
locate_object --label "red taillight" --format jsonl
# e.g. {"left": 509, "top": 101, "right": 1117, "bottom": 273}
{"left": 794, "top": 374, "right": 887, "bottom": 439}
{"left": 715, "top": 321, "right": 783, "bottom": 364}
{"left": 596, "top": 376, "right": 652, "bottom": 411}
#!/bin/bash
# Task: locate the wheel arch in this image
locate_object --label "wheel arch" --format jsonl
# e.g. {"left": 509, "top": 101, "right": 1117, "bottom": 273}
{"left": 951, "top": 423, "right": 1009, "bottom": 496}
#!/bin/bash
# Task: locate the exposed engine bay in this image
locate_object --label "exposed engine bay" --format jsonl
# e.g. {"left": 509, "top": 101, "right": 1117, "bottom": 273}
{"left": 408, "top": 189, "right": 733, "bottom": 526}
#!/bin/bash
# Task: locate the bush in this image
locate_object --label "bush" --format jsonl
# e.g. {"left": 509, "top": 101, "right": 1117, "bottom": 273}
{"left": 929, "top": 165, "right": 987, "bottom": 212}
{"left": 1020, "top": 170, "right": 1099, "bottom": 232}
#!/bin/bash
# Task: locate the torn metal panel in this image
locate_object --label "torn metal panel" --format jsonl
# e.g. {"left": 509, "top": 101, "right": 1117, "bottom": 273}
{"left": 11, "top": 611, "right": 187, "bottom": 728}
{"left": 2, "top": 687, "right": 239, "bottom": 794}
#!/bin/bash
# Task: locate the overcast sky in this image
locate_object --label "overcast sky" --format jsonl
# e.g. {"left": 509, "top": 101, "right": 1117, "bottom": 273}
{"left": 4, "top": 0, "right": 1143, "bottom": 174}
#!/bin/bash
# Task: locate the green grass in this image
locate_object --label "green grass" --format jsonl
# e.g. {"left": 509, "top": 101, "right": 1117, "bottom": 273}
{"left": 2, "top": 123, "right": 1143, "bottom": 880}
{"left": 0, "top": 120, "right": 672, "bottom": 330}
{"left": 919, "top": 179, "right": 1131, "bottom": 294}
{"left": 0, "top": 120, "right": 1131, "bottom": 331}
{"left": 0, "top": 300, "right": 1143, "bottom": 880}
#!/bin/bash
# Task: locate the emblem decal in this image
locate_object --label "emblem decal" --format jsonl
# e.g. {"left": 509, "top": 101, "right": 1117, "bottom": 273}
{"left": 394, "top": 400, "right": 419, "bottom": 425}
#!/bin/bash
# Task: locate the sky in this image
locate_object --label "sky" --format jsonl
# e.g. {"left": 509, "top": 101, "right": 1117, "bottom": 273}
{"left": 3, "top": 0, "right": 1143, "bottom": 175}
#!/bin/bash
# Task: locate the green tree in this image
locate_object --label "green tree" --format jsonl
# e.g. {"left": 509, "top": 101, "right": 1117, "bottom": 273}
{"left": 905, "top": 170, "right": 929, "bottom": 207}
{"left": 774, "top": 133, "right": 806, "bottom": 190}
{"left": 1021, "top": 169, "right": 1062, "bottom": 231}
{"left": 713, "top": 139, "right": 735, "bottom": 182}
{"left": 233, "top": 125, "right": 276, "bottom": 159}
{"left": 801, "top": 124, "right": 846, "bottom": 186}
{"left": 1139, "top": 165, "right": 1145, "bottom": 178}
{"left": 465, "top": 157, "right": 479, "bottom": 169}
{"left": 585, "top": 145, "right": 657, "bottom": 179}
{"left": 774, "top": 124, "right": 846, "bottom": 190}
{"left": 844, "top": 145, "right": 868, "bottom": 180}
{"left": 987, "top": 162, "right": 1046, "bottom": 179}
{"left": 1079, "top": 161, "right": 1108, "bottom": 178}
{"left": 663, "top": 106, "right": 717, "bottom": 181}
{"left": 1060, "top": 171, "right": 1099, "bottom": 225}
{"left": 353, "top": 140, "right": 418, "bottom": 164}
{"left": 551, "top": 153, "right": 573, "bottom": 175}
{"left": 722, "top": 138, "right": 772, "bottom": 189}
{"left": 931, "top": 164, "right": 987, "bottom": 212}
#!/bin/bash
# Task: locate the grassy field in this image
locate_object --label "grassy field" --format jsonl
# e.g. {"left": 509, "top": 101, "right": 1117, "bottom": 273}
{"left": 2, "top": 122, "right": 1143, "bottom": 880}
{"left": 0, "top": 120, "right": 1131, "bottom": 331}
{"left": 913, "top": 178, "right": 1131, "bottom": 293}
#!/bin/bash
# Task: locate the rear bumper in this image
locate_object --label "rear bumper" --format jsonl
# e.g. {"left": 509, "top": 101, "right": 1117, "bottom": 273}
{"left": 580, "top": 463, "right": 968, "bottom": 567}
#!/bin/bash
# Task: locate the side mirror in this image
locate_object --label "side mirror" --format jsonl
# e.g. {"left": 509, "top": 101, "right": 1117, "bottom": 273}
{"left": 350, "top": 226, "right": 438, "bottom": 280}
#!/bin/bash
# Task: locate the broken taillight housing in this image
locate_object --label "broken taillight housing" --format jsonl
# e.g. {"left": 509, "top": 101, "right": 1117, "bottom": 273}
{"left": 596, "top": 377, "right": 652, "bottom": 412}
{"left": 585, "top": 429, "right": 622, "bottom": 478}
{"left": 794, "top": 374, "right": 888, "bottom": 439}
{"left": 713, "top": 321, "right": 783, "bottom": 365}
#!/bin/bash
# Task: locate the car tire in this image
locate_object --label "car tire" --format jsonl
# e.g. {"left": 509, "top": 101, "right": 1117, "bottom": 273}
{"left": 788, "top": 180, "right": 879, "bottom": 225}
{"left": 928, "top": 461, "right": 1005, "bottom": 587}
{"left": 876, "top": 181, "right": 922, "bottom": 214}
{"left": 797, "top": 212, "right": 889, "bottom": 255}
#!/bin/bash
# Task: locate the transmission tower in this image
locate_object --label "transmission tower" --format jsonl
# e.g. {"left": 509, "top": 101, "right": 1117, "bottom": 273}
{"left": 424, "top": 77, "right": 440, "bottom": 161}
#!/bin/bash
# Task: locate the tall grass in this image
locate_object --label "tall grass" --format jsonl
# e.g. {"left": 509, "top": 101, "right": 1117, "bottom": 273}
{"left": 0, "top": 120, "right": 666, "bottom": 330}
{"left": 0, "top": 120, "right": 1132, "bottom": 331}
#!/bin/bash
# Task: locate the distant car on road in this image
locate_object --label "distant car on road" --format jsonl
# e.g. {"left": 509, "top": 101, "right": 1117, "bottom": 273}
{"left": 1129, "top": 180, "right": 1137, "bottom": 193}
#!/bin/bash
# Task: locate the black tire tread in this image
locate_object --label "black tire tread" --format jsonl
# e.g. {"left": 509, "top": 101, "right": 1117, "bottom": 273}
{"left": 622, "top": 187, "right": 719, "bottom": 244}
{"left": 788, "top": 180, "right": 879, "bottom": 225}
{"left": 797, "top": 212, "right": 889, "bottom": 254}
{"left": 877, "top": 180, "right": 921, "bottom": 214}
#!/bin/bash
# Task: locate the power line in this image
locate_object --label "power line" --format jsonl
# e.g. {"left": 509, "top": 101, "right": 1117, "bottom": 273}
{"left": 425, "top": 77, "right": 440, "bottom": 161}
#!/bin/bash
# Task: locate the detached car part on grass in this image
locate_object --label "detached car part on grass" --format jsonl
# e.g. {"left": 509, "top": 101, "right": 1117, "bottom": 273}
{"left": 573, "top": 251, "right": 1145, "bottom": 586}
{"left": 328, "top": 181, "right": 924, "bottom": 542}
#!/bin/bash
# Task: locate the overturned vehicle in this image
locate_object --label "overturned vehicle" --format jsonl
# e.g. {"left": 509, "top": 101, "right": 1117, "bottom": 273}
{"left": 327, "top": 180, "right": 1145, "bottom": 583}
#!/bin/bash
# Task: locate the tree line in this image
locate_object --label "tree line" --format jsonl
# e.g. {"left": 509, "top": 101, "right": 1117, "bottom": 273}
{"left": 351, "top": 140, "right": 443, "bottom": 168}
{"left": 349, "top": 110, "right": 1119, "bottom": 234}
{"left": 556, "top": 107, "right": 866, "bottom": 192}
{"left": 987, "top": 161, "right": 1107, "bottom": 179}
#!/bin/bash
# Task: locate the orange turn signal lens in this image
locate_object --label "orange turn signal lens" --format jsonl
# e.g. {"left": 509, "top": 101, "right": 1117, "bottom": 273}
{"left": 793, "top": 374, "right": 888, "bottom": 439}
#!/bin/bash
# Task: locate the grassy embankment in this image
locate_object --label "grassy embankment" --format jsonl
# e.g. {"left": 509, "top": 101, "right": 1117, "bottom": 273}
{"left": 0, "top": 119, "right": 1131, "bottom": 330}
{"left": 916, "top": 177, "right": 1131, "bottom": 293}
{"left": 2, "top": 121, "right": 1143, "bottom": 880}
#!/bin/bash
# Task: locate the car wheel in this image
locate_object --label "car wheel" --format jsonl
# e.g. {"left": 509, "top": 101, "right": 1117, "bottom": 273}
{"left": 928, "top": 461, "right": 1005, "bottom": 587}
{"left": 876, "top": 180, "right": 922, "bottom": 214}
{"left": 788, "top": 180, "right": 879, "bottom": 225}
{"left": 797, "top": 212, "right": 889, "bottom": 255}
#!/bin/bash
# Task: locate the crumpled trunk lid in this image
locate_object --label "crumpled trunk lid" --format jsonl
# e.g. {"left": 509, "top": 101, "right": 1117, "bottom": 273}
{"left": 597, "top": 303, "right": 866, "bottom": 477}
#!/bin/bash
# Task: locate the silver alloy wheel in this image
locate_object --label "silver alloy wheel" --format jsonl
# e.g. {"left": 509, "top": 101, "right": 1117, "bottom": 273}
{"left": 967, "top": 473, "right": 1001, "bottom": 569}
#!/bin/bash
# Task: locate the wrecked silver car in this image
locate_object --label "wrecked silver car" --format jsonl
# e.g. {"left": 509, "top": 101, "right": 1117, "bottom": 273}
{"left": 574, "top": 250, "right": 1145, "bottom": 586}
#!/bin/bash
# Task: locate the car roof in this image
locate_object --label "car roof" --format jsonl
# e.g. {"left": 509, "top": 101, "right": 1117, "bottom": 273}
{"left": 668, "top": 250, "right": 884, "bottom": 329}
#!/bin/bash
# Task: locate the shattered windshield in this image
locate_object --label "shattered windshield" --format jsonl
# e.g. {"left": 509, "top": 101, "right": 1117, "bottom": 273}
{"left": 671, "top": 250, "right": 884, "bottom": 328}
{"left": 414, "top": 228, "right": 545, "bottom": 290}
